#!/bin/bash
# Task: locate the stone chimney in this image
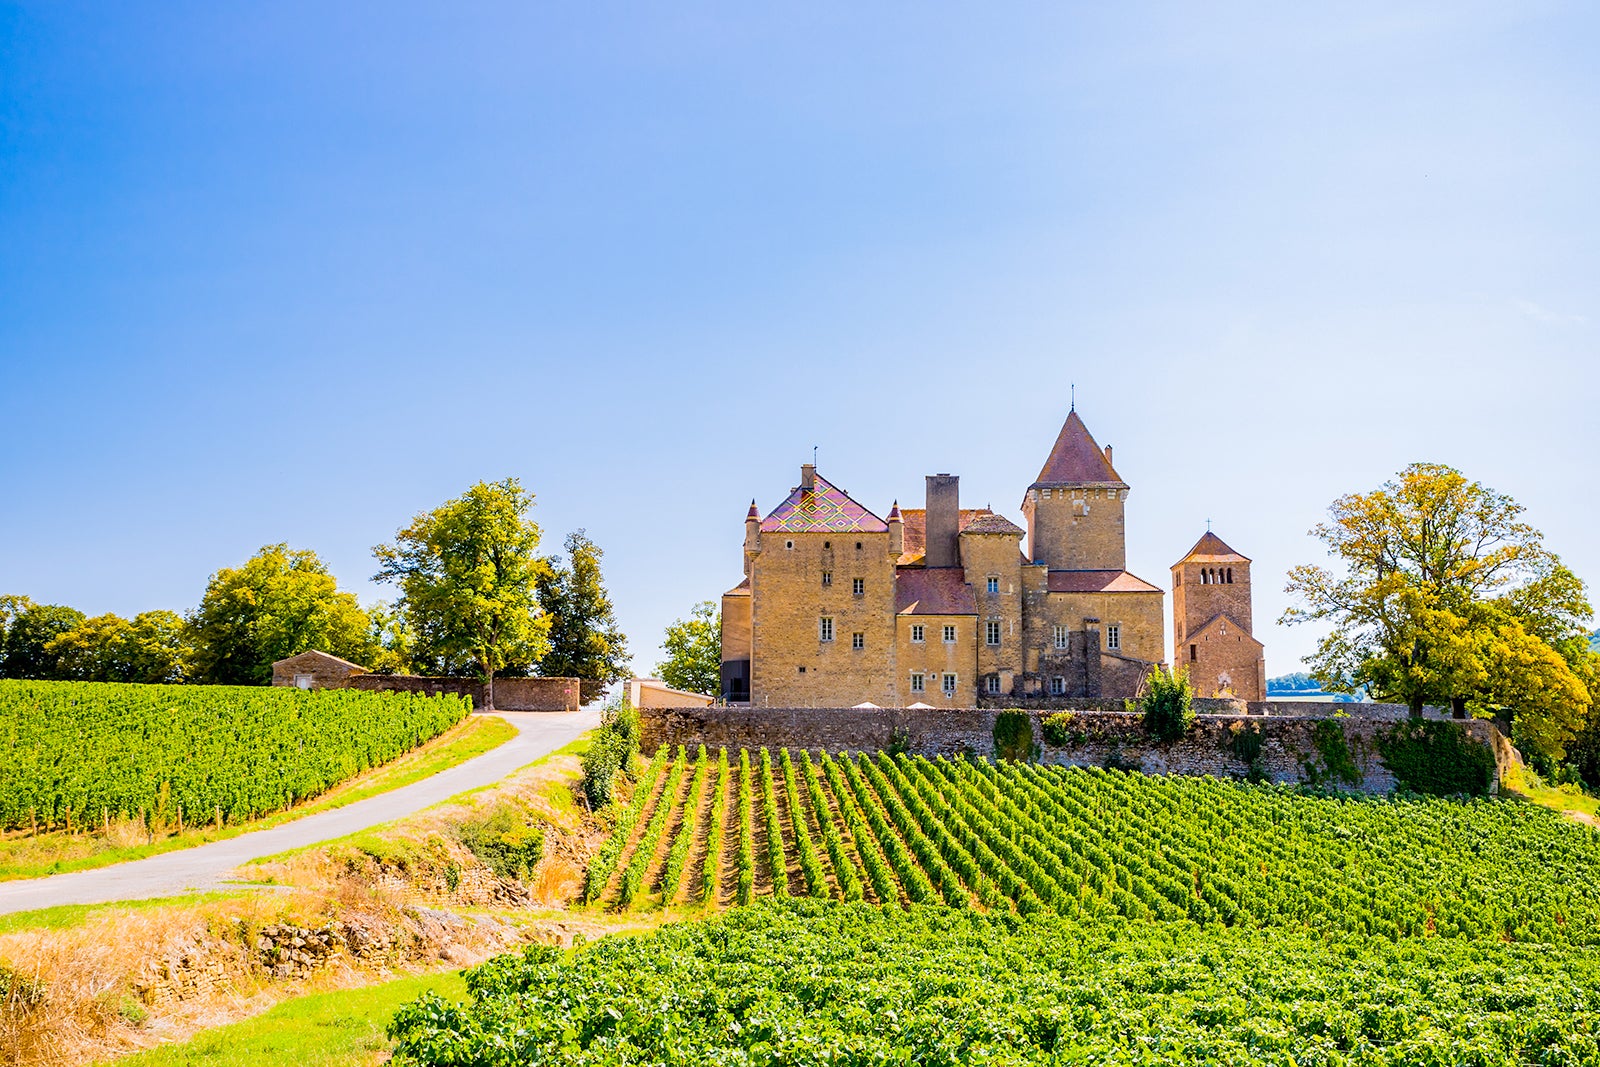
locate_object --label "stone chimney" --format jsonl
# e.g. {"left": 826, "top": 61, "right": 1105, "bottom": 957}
{"left": 800, "top": 463, "right": 816, "bottom": 491}
{"left": 925, "top": 474, "right": 960, "bottom": 569}
{"left": 1104, "top": 445, "right": 1113, "bottom": 466}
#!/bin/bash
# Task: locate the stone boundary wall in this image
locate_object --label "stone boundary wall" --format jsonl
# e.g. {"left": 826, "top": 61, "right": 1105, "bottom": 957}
{"left": 640, "top": 705, "right": 1514, "bottom": 794}
{"left": 347, "top": 674, "right": 581, "bottom": 712}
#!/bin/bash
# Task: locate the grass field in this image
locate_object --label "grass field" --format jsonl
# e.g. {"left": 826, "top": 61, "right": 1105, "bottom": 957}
{"left": 108, "top": 971, "right": 467, "bottom": 1067}
{"left": 0, "top": 713, "right": 515, "bottom": 881}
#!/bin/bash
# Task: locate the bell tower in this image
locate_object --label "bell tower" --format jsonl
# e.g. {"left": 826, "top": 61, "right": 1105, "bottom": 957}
{"left": 1171, "top": 530, "right": 1264, "bottom": 700}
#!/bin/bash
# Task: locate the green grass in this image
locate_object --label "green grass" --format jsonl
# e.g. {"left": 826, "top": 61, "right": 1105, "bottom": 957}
{"left": 107, "top": 970, "right": 466, "bottom": 1067}
{"left": 0, "top": 892, "right": 250, "bottom": 935}
{"left": 0, "top": 714, "right": 517, "bottom": 881}
{"left": 1505, "top": 761, "right": 1600, "bottom": 821}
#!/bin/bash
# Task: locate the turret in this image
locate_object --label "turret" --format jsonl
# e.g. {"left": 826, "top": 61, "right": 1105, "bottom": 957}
{"left": 888, "top": 501, "right": 903, "bottom": 559}
{"left": 1020, "top": 409, "right": 1128, "bottom": 571}
{"left": 743, "top": 499, "right": 760, "bottom": 576}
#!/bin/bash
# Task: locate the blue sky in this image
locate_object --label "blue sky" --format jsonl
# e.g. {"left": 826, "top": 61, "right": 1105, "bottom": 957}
{"left": 2, "top": 2, "right": 1596, "bottom": 677}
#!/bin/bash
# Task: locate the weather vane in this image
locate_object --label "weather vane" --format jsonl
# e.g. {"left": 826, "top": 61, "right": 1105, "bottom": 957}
{"left": 1070, "top": 383, "right": 1076, "bottom": 411}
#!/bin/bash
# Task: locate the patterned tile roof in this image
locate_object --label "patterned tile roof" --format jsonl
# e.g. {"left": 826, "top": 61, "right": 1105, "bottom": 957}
{"left": 1175, "top": 531, "right": 1250, "bottom": 564}
{"left": 760, "top": 474, "right": 888, "bottom": 534}
{"left": 1031, "top": 410, "right": 1127, "bottom": 488}
{"left": 1047, "top": 569, "right": 1162, "bottom": 594}
{"left": 895, "top": 567, "right": 978, "bottom": 615}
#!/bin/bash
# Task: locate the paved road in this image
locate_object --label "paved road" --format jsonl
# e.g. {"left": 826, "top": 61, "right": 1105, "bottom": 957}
{"left": 0, "top": 709, "right": 600, "bottom": 915}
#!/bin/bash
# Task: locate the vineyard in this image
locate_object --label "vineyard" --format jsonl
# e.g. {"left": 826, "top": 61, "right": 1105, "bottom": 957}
{"left": 392, "top": 900, "right": 1600, "bottom": 1066}
{"left": 0, "top": 680, "right": 470, "bottom": 830}
{"left": 584, "top": 745, "right": 1600, "bottom": 945}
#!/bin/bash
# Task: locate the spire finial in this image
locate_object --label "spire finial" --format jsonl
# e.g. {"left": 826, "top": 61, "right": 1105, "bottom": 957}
{"left": 1206, "top": 517, "right": 1212, "bottom": 532}
{"left": 813, "top": 444, "right": 818, "bottom": 467}
{"left": 1070, "top": 383, "right": 1075, "bottom": 412}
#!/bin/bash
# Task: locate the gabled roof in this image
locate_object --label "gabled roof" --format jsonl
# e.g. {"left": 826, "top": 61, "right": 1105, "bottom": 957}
{"left": 723, "top": 577, "right": 751, "bottom": 597}
{"left": 1047, "top": 569, "right": 1163, "bottom": 595}
{"left": 272, "top": 649, "right": 368, "bottom": 671}
{"left": 1031, "top": 410, "right": 1126, "bottom": 488}
{"left": 895, "top": 568, "right": 977, "bottom": 615}
{"left": 1175, "top": 531, "right": 1251, "bottom": 565}
{"left": 896, "top": 506, "right": 1000, "bottom": 565}
{"left": 1186, "top": 611, "right": 1264, "bottom": 648}
{"left": 760, "top": 473, "right": 888, "bottom": 534}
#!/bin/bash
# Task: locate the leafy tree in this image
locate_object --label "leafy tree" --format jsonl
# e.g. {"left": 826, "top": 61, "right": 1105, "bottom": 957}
{"left": 536, "top": 530, "right": 630, "bottom": 703}
{"left": 1141, "top": 664, "right": 1195, "bottom": 742}
{"left": 46, "top": 610, "right": 190, "bottom": 683}
{"left": 189, "top": 544, "right": 376, "bottom": 685}
{"left": 1284, "top": 463, "right": 1592, "bottom": 760}
{"left": 373, "top": 479, "right": 551, "bottom": 709}
{"left": 656, "top": 601, "right": 720, "bottom": 697}
{"left": 0, "top": 602, "right": 87, "bottom": 679}
{"left": 364, "top": 600, "right": 414, "bottom": 675}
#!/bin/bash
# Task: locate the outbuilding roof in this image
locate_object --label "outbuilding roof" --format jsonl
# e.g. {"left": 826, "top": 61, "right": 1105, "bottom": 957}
{"left": 895, "top": 567, "right": 978, "bottom": 615}
{"left": 1047, "top": 569, "right": 1163, "bottom": 595}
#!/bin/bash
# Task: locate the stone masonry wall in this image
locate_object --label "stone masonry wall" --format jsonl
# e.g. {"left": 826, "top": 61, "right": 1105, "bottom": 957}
{"left": 347, "top": 674, "right": 581, "bottom": 712}
{"left": 640, "top": 704, "right": 1511, "bottom": 794}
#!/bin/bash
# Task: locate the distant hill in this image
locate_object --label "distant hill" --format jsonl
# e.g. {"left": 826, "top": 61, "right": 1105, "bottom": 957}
{"left": 1591, "top": 630, "right": 1599, "bottom": 655}
{"left": 1266, "top": 672, "right": 1364, "bottom": 702}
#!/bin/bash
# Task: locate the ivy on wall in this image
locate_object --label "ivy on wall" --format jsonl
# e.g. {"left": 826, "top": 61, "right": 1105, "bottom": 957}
{"left": 1377, "top": 721, "right": 1496, "bottom": 796}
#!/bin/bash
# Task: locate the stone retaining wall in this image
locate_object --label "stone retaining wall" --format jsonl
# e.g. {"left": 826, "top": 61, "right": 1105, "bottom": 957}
{"left": 347, "top": 674, "right": 581, "bottom": 712}
{"left": 640, "top": 704, "right": 1514, "bottom": 793}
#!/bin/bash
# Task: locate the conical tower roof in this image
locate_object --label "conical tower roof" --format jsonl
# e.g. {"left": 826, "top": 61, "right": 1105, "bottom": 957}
{"left": 1031, "top": 409, "right": 1126, "bottom": 488}
{"left": 1175, "top": 530, "right": 1250, "bottom": 565}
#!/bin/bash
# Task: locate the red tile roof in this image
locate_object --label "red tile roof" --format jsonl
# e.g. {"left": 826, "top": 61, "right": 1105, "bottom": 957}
{"left": 1031, "top": 410, "right": 1126, "bottom": 488}
{"left": 1175, "top": 531, "right": 1250, "bottom": 564}
{"left": 896, "top": 507, "right": 996, "bottom": 562}
{"left": 1047, "top": 569, "right": 1162, "bottom": 594}
{"left": 760, "top": 474, "right": 888, "bottom": 534}
{"left": 895, "top": 567, "right": 977, "bottom": 615}
{"left": 724, "top": 577, "right": 751, "bottom": 596}
{"left": 961, "top": 512, "right": 1024, "bottom": 536}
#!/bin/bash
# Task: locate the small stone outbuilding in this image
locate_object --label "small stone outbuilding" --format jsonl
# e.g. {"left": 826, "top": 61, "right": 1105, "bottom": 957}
{"left": 270, "top": 650, "right": 369, "bottom": 690}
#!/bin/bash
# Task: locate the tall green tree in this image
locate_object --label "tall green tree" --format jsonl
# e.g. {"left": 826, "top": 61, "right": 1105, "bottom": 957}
{"left": 656, "top": 601, "right": 720, "bottom": 697}
{"left": 0, "top": 601, "right": 86, "bottom": 679}
{"left": 373, "top": 479, "right": 551, "bottom": 708}
{"left": 536, "top": 530, "right": 630, "bottom": 703}
{"left": 46, "top": 610, "right": 191, "bottom": 683}
{"left": 1284, "top": 463, "right": 1592, "bottom": 760}
{"left": 189, "top": 544, "right": 376, "bottom": 685}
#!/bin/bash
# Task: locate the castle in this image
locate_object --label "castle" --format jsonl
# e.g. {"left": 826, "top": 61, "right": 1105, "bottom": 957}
{"left": 719, "top": 408, "right": 1265, "bottom": 707}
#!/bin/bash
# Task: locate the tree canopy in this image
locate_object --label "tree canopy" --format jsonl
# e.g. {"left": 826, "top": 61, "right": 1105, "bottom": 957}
{"left": 0, "top": 600, "right": 86, "bottom": 679}
{"left": 188, "top": 543, "right": 376, "bottom": 685}
{"left": 656, "top": 601, "right": 721, "bottom": 697}
{"left": 374, "top": 478, "right": 550, "bottom": 708}
{"left": 46, "top": 610, "right": 190, "bottom": 683}
{"left": 536, "top": 530, "right": 630, "bottom": 703}
{"left": 1284, "top": 463, "right": 1593, "bottom": 760}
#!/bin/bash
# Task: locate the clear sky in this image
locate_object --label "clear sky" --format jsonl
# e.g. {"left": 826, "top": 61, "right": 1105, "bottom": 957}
{"left": 2, "top": 2, "right": 1597, "bottom": 678}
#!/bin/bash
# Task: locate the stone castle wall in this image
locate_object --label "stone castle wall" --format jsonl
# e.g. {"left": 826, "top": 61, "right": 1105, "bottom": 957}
{"left": 640, "top": 704, "right": 1513, "bottom": 794}
{"left": 346, "top": 674, "right": 581, "bottom": 712}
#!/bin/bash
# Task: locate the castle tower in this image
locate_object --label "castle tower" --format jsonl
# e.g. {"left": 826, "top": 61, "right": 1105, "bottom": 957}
{"left": 1171, "top": 531, "right": 1264, "bottom": 700}
{"left": 1020, "top": 409, "right": 1128, "bottom": 570}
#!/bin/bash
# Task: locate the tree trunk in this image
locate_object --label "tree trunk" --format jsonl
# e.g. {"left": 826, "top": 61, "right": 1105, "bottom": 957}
{"left": 485, "top": 670, "right": 495, "bottom": 711}
{"left": 1409, "top": 695, "right": 1424, "bottom": 719}
{"left": 1450, "top": 696, "right": 1467, "bottom": 719}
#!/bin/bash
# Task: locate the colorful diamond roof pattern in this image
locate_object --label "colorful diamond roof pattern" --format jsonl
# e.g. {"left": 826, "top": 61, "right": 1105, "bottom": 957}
{"left": 760, "top": 474, "right": 889, "bottom": 534}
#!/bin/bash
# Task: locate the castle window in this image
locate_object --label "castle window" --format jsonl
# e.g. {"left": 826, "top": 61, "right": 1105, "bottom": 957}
{"left": 1049, "top": 676, "right": 1066, "bottom": 696}
{"left": 824, "top": 541, "right": 830, "bottom": 549}
{"left": 852, "top": 577, "right": 865, "bottom": 596}
{"left": 942, "top": 673, "right": 958, "bottom": 695}
{"left": 798, "top": 666, "right": 806, "bottom": 673}
{"left": 1190, "top": 643, "right": 1197, "bottom": 662}
{"left": 986, "top": 675, "right": 1002, "bottom": 694}
{"left": 821, "top": 570, "right": 832, "bottom": 587}
{"left": 1105, "top": 624, "right": 1120, "bottom": 650}
{"left": 911, "top": 624, "right": 925, "bottom": 643}
{"left": 855, "top": 541, "right": 863, "bottom": 551}
{"left": 819, "top": 617, "right": 834, "bottom": 642}
{"left": 986, "top": 576, "right": 999, "bottom": 594}
{"left": 942, "top": 624, "right": 957, "bottom": 643}
{"left": 986, "top": 620, "right": 1001, "bottom": 646}
{"left": 785, "top": 540, "right": 794, "bottom": 550}
{"left": 910, "top": 673, "right": 925, "bottom": 693}
{"left": 852, "top": 632, "right": 865, "bottom": 650}
{"left": 1053, "top": 625, "right": 1069, "bottom": 650}
{"left": 1227, "top": 567, "right": 1234, "bottom": 584}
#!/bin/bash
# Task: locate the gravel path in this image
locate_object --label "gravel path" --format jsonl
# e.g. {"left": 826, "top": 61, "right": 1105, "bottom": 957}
{"left": 0, "top": 708, "right": 600, "bottom": 915}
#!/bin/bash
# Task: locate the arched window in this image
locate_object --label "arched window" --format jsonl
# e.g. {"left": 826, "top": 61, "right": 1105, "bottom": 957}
{"left": 1200, "top": 569, "right": 1208, "bottom": 585}
{"left": 1227, "top": 567, "right": 1233, "bottom": 584}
